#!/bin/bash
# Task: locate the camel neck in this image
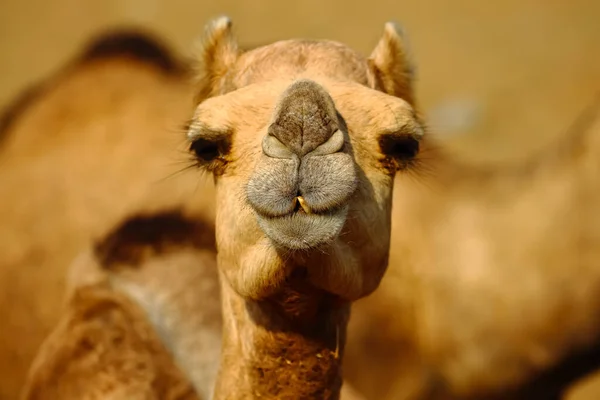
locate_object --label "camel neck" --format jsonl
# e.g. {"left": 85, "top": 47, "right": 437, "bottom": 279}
{"left": 213, "top": 268, "right": 350, "bottom": 400}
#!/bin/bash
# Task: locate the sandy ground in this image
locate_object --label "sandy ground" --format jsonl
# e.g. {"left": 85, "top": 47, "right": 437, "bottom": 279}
{"left": 1, "top": 0, "right": 600, "bottom": 398}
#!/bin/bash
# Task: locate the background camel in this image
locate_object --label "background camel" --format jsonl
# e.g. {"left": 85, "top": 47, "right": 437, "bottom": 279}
{"left": 21, "top": 210, "right": 218, "bottom": 400}
{"left": 2, "top": 13, "right": 600, "bottom": 400}
{"left": 0, "top": 29, "right": 216, "bottom": 398}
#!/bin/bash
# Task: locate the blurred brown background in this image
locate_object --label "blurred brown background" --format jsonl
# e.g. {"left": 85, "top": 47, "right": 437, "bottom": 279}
{"left": 1, "top": 0, "right": 599, "bottom": 397}
{"left": 2, "top": 0, "right": 599, "bottom": 161}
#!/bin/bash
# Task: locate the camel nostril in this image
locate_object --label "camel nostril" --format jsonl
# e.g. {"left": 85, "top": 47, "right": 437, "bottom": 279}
{"left": 306, "top": 129, "right": 344, "bottom": 156}
{"left": 262, "top": 135, "right": 295, "bottom": 159}
{"left": 263, "top": 128, "right": 344, "bottom": 160}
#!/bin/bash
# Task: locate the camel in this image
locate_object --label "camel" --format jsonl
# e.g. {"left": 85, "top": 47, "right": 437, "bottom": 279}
{"left": 181, "top": 16, "right": 424, "bottom": 399}
{"left": 21, "top": 210, "right": 218, "bottom": 400}
{"left": 16, "top": 15, "right": 423, "bottom": 400}
{"left": 187, "top": 18, "right": 600, "bottom": 399}
{"left": 5, "top": 15, "right": 600, "bottom": 400}
{"left": 0, "top": 28, "right": 216, "bottom": 398}
{"left": 8, "top": 22, "right": 390, "bottom": 398}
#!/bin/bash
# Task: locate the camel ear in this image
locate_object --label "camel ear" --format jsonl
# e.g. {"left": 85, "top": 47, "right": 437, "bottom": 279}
{"left": 195, "top": 16, "right": 239, "bottom": 99}
{"left": 368, "top": 22, "right": 416, "bottom": 104}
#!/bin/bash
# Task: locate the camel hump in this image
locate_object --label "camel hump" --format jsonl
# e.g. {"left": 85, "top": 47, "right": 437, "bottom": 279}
{"left": 77, "top": 28, "right": 184, "bottom": 75}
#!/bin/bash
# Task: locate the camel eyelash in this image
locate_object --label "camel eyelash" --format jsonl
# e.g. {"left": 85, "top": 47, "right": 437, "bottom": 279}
{"left": 181, "top": 118, "right": 194, "bottom": 133}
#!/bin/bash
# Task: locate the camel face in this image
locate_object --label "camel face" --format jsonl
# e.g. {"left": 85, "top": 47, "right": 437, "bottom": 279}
{"left": 188, "top": 18, "right": 423, "bottom": 299}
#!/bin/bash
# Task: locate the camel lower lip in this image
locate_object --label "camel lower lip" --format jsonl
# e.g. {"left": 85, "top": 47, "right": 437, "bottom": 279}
{"left": 255, "top": 207, "right": 348, "bottom": 250}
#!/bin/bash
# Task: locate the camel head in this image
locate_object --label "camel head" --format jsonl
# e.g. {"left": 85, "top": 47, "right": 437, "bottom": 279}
{"left": 187, "top": 17, "right": 424, "bottom": 301}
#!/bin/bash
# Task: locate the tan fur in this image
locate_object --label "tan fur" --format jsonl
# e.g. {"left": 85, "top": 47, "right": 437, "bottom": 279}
{"left": 368, "top": 22, "right": 416, "bottom": 106}
{"left": 5, "top": 20, "right": 600, "bottom": 400}
{"left": 21, "top": 283, "right": 199, "bottom": 400}
{"left": 188, "top": 18, "right": 423, "bottom": 399}
{"left": 93, "top": 211, "right": 222, "bottom": 400}
{"left": 193, "top": 16, "right": 239, "bottom": 101}
{"left": 20, "top": 210, "right": 222, "bottom": 400}
{"left": 0, "top": 31, "right": 216, "bottom": 399}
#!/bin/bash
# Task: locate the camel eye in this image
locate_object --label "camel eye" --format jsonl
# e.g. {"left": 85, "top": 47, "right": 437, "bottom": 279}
{"left": 186, "top": 113, "right": 232, "bottom": 173}
{"left": 188, "top": 136, "right": 231, "bottom": 174}
{"left": 378, "top": 133, "right": 420, "bottom": 170}
{"left": 190, "top": 138, "right": 221, "bottom": 162}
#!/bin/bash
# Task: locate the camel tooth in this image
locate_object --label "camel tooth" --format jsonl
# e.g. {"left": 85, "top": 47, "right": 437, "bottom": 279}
{"left": 297, "top": 196, "right": 311, "bottom": 214}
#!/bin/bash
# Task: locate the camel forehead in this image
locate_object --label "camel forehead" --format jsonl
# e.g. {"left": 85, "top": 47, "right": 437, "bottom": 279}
{"left": 231, "top": 40, "right": 371, "bottom": 88}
